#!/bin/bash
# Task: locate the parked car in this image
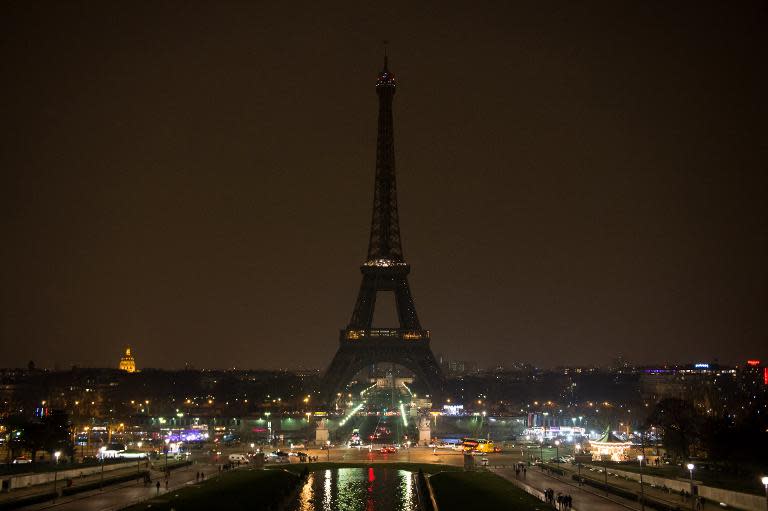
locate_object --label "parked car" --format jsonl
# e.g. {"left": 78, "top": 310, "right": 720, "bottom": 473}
{"left": 228, "top": 453, "right": 249, "bottom": 464}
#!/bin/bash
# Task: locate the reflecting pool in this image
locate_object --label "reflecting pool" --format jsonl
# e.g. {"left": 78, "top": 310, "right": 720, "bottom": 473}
{"left": 291, "top": 467, "right": 417, "bottom": 511}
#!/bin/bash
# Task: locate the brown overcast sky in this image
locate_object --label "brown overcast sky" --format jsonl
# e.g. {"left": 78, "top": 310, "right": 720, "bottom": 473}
{"left": 2, "top": 1, "right": 767, "bottom": 370}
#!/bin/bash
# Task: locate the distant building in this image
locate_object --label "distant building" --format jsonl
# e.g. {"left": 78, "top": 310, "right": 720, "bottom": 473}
{"left": 119, "top": 347, "right": 137, "bottom": 373}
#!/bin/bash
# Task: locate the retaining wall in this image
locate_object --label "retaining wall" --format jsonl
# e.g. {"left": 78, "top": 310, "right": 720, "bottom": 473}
{"left": 584, "top": 464, "right": 764, "bottom": 511}
{"left": 3, "top": 461, "right": 143, "bottom": 491}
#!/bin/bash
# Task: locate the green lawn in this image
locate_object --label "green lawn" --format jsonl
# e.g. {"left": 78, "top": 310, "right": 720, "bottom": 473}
{"left": 430, "top": 471, "right": 549, "bottom": 511}
{"left": 122, "top": 468, "right": 299, "bottom": 511}
{"left": 270, "top": 461, "right": 463, "bottom": 475}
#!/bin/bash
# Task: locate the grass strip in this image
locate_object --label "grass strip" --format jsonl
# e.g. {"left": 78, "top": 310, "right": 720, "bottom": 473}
{"left": 430, "top": 471, "right": 550, "bottom": 511}
{"left": 121, "top": 468, "right": 299, "bottom": 511}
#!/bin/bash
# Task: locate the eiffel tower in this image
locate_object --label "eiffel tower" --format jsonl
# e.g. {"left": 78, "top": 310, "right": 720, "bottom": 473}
{"left": 323, "top": 57, "right": 444, "bottom": 401}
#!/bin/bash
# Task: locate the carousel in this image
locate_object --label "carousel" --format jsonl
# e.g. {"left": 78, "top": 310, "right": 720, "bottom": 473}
{"left": 589, "top": 427, "right": 633, "bottom": 461}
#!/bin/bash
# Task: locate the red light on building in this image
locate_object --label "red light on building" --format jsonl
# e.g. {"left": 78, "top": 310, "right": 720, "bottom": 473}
{"left": 764, "top": 367, "right": 768, "bottom": 386}
{"left": 746, "top": 360, "right": 760, "bottom": 366}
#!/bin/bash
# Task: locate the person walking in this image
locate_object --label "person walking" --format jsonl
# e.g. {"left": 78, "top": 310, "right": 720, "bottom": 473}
{"left": 156, "top": 481, "right": 160, "bottom": 494}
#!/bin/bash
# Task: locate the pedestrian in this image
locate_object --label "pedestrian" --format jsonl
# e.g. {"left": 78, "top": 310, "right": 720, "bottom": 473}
{"left": 156, "top": 481, "right": 160, "bottom": 494}
{"left": 523, "top": 466, "right": 527, "bottom": 478}
{"left": 165, "top": 479, "right": 169, "bottom": 491}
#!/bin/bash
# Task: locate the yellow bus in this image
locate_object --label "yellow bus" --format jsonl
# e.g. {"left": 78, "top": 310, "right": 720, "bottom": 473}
{"left": 461, "top": 438, "right": 496, "bottom": 453}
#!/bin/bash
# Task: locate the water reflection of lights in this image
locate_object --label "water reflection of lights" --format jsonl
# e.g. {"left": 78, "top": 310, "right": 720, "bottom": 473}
{"left": 324, "top": 469, "right": 332, "bottom": 509}
{"left": 401, "top": 470, "right": 414, "bottom": 509}
{"left": 296, "top": 473, "right": 315, "bottom": 511}
{"left": 290, "top": 468, "right": 417, "bottom": 511}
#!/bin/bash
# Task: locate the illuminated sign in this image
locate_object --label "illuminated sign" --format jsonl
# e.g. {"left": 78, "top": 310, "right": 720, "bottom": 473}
{"left": 764, "top": 367, "right": 768, "bottom": 386}
{"left": 746, "top": 360, "right": 760, "bottom": 366}
{"left": 694, "top": 363, "right": 709, "bottom": 369}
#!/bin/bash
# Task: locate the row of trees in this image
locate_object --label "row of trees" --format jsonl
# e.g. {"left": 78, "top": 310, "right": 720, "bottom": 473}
{"left": 646, "top": 398, "right": 768, "bottom": 472}
{"left": 3, "top": 411, "right": 73, "bottom": 464}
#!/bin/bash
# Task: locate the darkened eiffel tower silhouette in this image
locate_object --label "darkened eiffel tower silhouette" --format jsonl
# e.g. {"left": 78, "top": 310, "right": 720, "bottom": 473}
{"left": 323, "top": 57, "right": 444, "bottom": 400}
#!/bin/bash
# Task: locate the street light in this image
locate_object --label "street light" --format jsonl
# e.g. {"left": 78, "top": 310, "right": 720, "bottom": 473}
{"left": 575, "top": 444, "right": 582, "bottom": 484}
{"left": 326, "top": 440, "right": 330, "bottom": 461}
{"left": 687, "top": 463, "right": 695, "bottom": 511}
{"left": 164, "top": 438, "right": 170, "bottom": 473}
{"left": 99, "top": 446, "right": 107, "bottom": 490}
{"left": 53, "top": 451, "right": 61, "bottom": 501}
{"left": 554, "top": 440, "right": 560, "bottom": 468}
{"left": 760, "top": 476, "right": 768, "bottom": 511}
{"left": 637, "top": 455, "right": 645, "bottom": 511}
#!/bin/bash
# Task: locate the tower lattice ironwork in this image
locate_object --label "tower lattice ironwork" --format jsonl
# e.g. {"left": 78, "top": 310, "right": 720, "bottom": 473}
{"left": 323, "top": 57, "right": 444, "bottom": 400}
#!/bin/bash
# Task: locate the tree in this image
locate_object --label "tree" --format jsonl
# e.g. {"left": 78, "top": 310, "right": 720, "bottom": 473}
{"left": 646, "top": 398, "right": 701, "bottom": 462}
{"left": 1, "top": 411, "right": 73, "bottom": 464}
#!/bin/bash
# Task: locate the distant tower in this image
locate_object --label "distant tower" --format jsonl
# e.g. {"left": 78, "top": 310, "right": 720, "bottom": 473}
{"left": 119, "top": 346, "right": 137, "bottom": 373}
{"left": 322, "top": 56, "right": 444, "bottom": 400}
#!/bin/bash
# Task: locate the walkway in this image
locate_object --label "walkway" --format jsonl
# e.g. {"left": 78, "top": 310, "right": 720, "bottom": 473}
{"left": 13, "top": 459, "right": 220, "bottom": 511}
{"left": 555, "top": 463, "right": 699, "bottom": 509}
{"left": 493, "top": 466, "right": 641, "bottom": 511}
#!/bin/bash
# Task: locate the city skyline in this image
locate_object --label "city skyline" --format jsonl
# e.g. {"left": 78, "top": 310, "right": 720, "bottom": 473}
{"left": 2, "top": 2, "right": 767, "bottom": 370}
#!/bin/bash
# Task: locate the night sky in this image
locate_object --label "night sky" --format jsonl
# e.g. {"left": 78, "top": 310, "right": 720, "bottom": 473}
{"left": 2, "top": 2, "right": 766, "bottom": 370}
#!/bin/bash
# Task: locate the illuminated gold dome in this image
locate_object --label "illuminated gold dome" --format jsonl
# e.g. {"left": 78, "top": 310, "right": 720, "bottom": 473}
{"left": 119, "top": 346, "right": 137, "bottom": 373}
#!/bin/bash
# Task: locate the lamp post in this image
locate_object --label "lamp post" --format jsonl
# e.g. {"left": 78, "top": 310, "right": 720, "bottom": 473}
{"left": 99, "top": 446, "right": 106, "bottom": 490}
{"left": 554, "top": 440, "right": 560, "bottom": 468}
{"left": 539, "top": 440, "right": 544, "bottom": 466}
{"left": 164, "top": 439, "right": 170, "bottom": 474}
{"left": 53, "top": 451, "right": 61, "bottom": 501}
{"left": 760, "top": 476, "right": 768, "bottom": 511}
{"left": 326, "top": 440, "right": 330, "bottom": 461}
{"left": 136, "top": 442, "right": 143, "bottom": 477}
{"left": 687, "top": 463, "right": 695, "bottom": 511}
{"left": 637, "top": 455, "right": 645, "bottom": 511}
